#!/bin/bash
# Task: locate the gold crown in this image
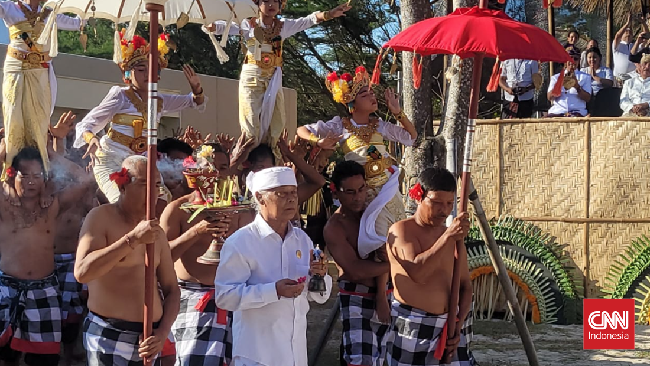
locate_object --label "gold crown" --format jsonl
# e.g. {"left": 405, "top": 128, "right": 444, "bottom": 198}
{"left": 119, "top": 29, "right": 171, "bottom": 71}
{"left": 326, "top": 66, "right": 371, "bottom": 105}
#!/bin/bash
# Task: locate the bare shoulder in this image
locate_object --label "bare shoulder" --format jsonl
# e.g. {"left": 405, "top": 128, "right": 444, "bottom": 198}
{"left": 388, "top": 217, "right": 417, "bottom": 237}
{"left": 323, "top": 212, "right": 344, "bottom": 236}
{"left": 84, "top": 204, "right": 117, "bottom": 226}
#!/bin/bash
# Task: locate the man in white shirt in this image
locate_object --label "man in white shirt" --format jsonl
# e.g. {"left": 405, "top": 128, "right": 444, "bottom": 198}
{"left": 214, "top": 166, "right": 332, "bottom": 366}
{"left": 620, "top": 49, "right": 650, "bottom": 116}
{"left": 613, "top": 15, "right": 636, "bottom": 79}
{"left": 498, "top": 59, "right": 539, "bottom": 119}
{"left": 547, "top": 50, "right": 592, "bottom": 117}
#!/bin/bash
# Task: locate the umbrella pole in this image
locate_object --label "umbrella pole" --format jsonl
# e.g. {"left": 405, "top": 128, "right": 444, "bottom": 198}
{"left": 144, "top": 3, "right": 163, "bottom": 366}
{"left": 443, "top": 53, "right": 482, "bottom": 364}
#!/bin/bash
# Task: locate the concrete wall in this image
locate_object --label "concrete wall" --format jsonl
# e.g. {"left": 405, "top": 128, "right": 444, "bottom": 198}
{"left": 0, "top": 43, "right": 298, "bottom": 142}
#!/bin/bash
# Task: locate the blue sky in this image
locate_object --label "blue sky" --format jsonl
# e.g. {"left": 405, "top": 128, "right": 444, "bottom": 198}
{"left": 0, "top": 22, "right": 8, "bottom": 44}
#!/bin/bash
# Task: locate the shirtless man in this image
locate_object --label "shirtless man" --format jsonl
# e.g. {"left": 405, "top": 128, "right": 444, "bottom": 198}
{"left": 324, "top": 161, "right": 391, "bottom": 366}
{"left": 0, "top": 144, "right": 95, "bottom": 366}
{"left": 160, "top": 142, "right": 239, "bottom": 366}
{"left": 386, "top": 167, "right": 475, "bottom": 366}
{"left": 74, "top": 156, "right": 181, "bottom": 366}
{"left": 50, "top": 111, "right": 98, "bottom": 365}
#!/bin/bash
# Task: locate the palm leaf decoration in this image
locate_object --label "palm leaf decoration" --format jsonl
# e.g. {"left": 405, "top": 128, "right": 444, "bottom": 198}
{"left": 467, "top": 216, "right": 582, "bottom": 324}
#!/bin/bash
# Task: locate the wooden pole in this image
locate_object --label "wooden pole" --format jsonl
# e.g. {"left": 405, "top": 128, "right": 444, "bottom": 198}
{"left": 469, "top": 178, "right": 540, "bottom": 366}
{"left": 548, "top": 5, "right": 555, "bottom": 76}
{"left": 144, "top": 3, "right": 163, "bottom": 366}
{"left": 606, "top": 0, "right": 614, "bottom": 68}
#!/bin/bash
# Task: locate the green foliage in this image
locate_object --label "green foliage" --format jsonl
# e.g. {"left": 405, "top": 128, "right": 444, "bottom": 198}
{"left": 602, "top": 234, "right": 650, "bottom": 300}
{"left": 58, "top": 18, "right": 115, "bottom": 60}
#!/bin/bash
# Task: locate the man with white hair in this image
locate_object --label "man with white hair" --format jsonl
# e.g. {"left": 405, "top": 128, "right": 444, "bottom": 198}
{"left": 74, "top": 155, "right": 180, "bottom": 366}
{"left": 620, "top": 48, "right": 650, "bottom": 116}
{"left": 214, "top": 166, "right": 332, "bottom": 366}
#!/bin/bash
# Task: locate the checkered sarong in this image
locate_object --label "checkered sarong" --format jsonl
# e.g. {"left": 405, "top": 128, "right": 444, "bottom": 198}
{"left": 171, "top": 280, "right": 232, "bottom": 366}
{"left": 83, "top": 311, "right": 174, "bottom": 366}
{"left": 339, "top": 280, "right": 390, "bottom": 366}
{"left": 386, "top": 300, "right": 475, "bottom": 366}
{"left": 0, "top": 271, "right": 62, "bottom": 354}
{"left": 54, "top": 253, "right": 85, "bottom": 322}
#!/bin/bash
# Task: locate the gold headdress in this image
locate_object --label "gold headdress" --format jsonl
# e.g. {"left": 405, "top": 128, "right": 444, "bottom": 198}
{"left": 326, "top": 66, "right": 371, "bottom": 105}
{"left": 118, "top": 29, "right": 171, "bottom": 71}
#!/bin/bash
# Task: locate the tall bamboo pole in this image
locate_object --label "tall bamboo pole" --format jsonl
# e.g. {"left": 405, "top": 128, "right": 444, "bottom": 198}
{"left": 144, "top": 2, "right": 163, "bottom": 365}
{"left": 548, "top": 5, "right": 555, "bottom": 75}
{"left": 607, "top": 0, "right": 614, "bottom": 68}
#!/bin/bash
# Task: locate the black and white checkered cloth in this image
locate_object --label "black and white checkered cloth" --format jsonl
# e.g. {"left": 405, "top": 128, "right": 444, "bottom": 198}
{"left": 83, "top": 311, "right": 174, "bottom": 366}
{"left": 54, "top": 253, "right": 85, "bottom": 323}
{"left": 338, "top": 280, "right": 390, "bottom": 366}
{"left": 0, "top": 271, "right": 62, "bottom": 354}
{"left": 171, "top": 280, "right": 232, "bottom": 366}
{"left": 386, "top": 300, "right": 475, "bottom": 366}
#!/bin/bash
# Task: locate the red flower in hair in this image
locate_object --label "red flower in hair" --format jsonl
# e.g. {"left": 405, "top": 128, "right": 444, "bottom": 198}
{"left": 109, "top": 168, "right": 131, "bottom": 187}
{"left": 408, "top": 182, "right": 424, "bottom": 201}
{"left": 355, "top": 66, "right": 367, "bottom": 74}
{"left": 160, "top": 33, "right": 169, "bottom": 41}
{"left": 6, "top": 167, "right": 16, "bottom": 178}
{"left": 183, "top": 156, "right": 196, "bottom": 169}
{"left": 329, "top": 182, "right": 337, "bottom": 192}
{"left": 326, "top": 72, "right": 339, "bottom": 82}
{"left": 341, "top": 73, "right": 353, "bottom": 82}
{"left": 131, "top": 35, "right": 147, "bottom": 50}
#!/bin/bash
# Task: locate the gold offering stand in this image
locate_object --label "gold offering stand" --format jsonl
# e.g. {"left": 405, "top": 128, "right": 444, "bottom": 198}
{"left": 180, "top": 176, "right": 253, "bottom": 265}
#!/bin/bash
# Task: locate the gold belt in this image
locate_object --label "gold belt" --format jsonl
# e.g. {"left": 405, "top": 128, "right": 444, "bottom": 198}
{"left": 107, "top": 129, "right": 147, "bottom": 154}
{"left": 245, "top": 53, "right": 283, "bottom": 71}
{"left": 365, "top": 156, "right": 395, "bottom": 189}
{"left": 7, "top": 47, "right": 51, "bottom": 69}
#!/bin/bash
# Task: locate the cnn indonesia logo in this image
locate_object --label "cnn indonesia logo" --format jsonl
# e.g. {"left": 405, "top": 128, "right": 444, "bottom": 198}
{"left": 583, "top": 299, "right": 635, "bottom": 350}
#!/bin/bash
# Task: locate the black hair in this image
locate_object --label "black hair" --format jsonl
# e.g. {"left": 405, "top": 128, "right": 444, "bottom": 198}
{"left": 586, "top": 46, "right": 602, "bottom": 59}
{"left": 11, "top": 146, "right": 44, "bottom": 171}
{"left": 158, "top": 138, "right": 193, "bottom": 157}
{"left": 567, "top": 29, "right": 580, "bottom": 39}
{"left": 330, "top": 161, "right": 365, "bottom": 189}
{"left": 419, "top": 167, "right": 456, "bottom": 194}
{"left": 247, "top": 144, "right": 276, "bottom": 165}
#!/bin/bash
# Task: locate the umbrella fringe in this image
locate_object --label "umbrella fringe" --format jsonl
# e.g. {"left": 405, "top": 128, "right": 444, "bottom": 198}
{"left": 551, "top": 66, "right": 565, "bottom": 97}
{"left": 486, "top": 57, "right": 501, "bottom": 92}
{"left": 113, "top": 25, "right": 123, "bottom": 64}
{"left": 371, "top": 49, "right": 385, "bottom": 86}
{"left": 553, "top": 0, "right": 562, "bottom": 7}
{"left": 37, "top": 0, "right": 61, "bottom": 56}
{"left": 413, "top": 53, "right": 423, "bottom": 89}
{"left": 125, "top": 0, "right": 143, "bottom": 41}
{"left": 208, "top": 32, "right": 230, "bottom": 64}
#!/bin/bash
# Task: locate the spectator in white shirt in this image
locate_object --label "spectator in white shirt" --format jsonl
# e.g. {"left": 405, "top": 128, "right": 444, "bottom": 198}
{"left": 499, "top": 59, "right": 539, "bottom": 119}
{"left": 580, "top": 39, "right": 598, "bottom": 68}
{"left": 620, "top": 49, "right": 650, "bottom": 116}
{"left": 581, "top": 47, "right": 613, "bottom": 95}
{"left": 214, "top": 166, "right": 332, "bottom": 366}
{"left": 547, "top": 50, "right": 592, "bottom": 117}
{"left": 613, "top": 14, "right": 636, "bottom": 78}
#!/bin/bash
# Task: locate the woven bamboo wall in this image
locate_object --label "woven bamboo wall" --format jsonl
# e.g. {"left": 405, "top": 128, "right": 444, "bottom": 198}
{"left": 469, "top": 117, "right": 650, "bottom": 298}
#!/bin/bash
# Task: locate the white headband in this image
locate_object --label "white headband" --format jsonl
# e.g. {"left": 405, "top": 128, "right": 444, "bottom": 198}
{"left": 246, "top": 166, "right": 297, "bottom": 194}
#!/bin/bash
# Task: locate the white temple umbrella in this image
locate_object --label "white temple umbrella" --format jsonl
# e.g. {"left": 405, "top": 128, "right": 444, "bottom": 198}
{"left": 44, "top": 0, "right": 257, "bottom": 62}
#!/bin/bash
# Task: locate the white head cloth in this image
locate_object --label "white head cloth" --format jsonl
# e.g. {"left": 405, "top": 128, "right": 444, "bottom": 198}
{"left": 246, "top": 166, "right": 297, "bottom": 194}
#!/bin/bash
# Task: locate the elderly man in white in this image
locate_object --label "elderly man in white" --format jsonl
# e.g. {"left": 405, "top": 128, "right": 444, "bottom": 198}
{"left": 620, "top": 50, "right": 650, "bottom": 116}
{"left": 214, "top": 166, "right": 332, "bottom": 366}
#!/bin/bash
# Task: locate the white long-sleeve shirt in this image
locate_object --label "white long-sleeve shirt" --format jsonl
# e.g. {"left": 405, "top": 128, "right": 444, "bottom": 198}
{"left": 0, "top": 1, "right": 81, "bottom": 30}
{"left": 305, "top": 116, "right": 415, "bottom": 147}
{"left": 620, "top": 74, "right": 650, "bottom": 114}
{"left": 73, "top": 86, "right": 206, "bottom": 153}
{"left": 215, "top": 214, "right": 332, "bottom": 366}
{"left": 547, "top": 70, "right": 592, "bottom": 116}
{"left": 207, "top": 13, "right": 319, "bottom": 41}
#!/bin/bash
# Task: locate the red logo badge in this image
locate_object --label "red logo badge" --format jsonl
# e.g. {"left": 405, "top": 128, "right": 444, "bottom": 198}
{"left": 583, "top": 299, "right": 635, "bottom": 350}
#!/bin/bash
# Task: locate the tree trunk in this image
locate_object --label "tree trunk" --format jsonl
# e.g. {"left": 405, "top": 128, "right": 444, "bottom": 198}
{"left": 526, "top": 0, "right": 550, "bottom": 112}
{"left": 401, "top": 0, "right": 439, "bottom": 213}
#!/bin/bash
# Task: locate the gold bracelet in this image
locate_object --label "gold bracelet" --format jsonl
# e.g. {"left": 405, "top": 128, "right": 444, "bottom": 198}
{"left": 322, "top": 10, "right": 332, "bottom": 21}
{"left": 308, "top": 133, "right": 319, "bottom": 144}
{"left": 394, "top": 110, "right": 407, "bottom": 122}
{"left": 83, "top": 131, "right": 96, "bottom": 144}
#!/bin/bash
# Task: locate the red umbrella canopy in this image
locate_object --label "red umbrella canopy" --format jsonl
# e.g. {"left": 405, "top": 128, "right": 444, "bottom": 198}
{"left": 383, "top": 7, "right": 570, "bottom": 63}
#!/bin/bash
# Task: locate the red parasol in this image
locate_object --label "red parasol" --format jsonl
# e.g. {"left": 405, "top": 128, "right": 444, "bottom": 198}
{"left": 373, "top": 3, "right": 569, "bottom": 366}
{"left": 382, "top": 7, "right": 570, "bottom": 62}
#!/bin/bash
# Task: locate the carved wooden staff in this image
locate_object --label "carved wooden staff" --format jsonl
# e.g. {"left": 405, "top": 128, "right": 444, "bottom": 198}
{"left": 144, "top": 2, "right": 166, "bottom": 365}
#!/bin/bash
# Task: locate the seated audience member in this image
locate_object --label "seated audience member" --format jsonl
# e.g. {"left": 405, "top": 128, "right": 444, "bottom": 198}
{"left": 581, "top": 47, "right": 613, "bottom": 96}
{"left": 581, "top": 39, "right": 598, "bottom": 68}
{"left": 620, "top": 50, "right": 650, "bottom": 116}
{"left": 547, "top": 49, "right": 592, "bottom": 117}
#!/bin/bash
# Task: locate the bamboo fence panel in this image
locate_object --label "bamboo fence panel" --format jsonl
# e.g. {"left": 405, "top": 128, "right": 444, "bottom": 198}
{"left": 467, "top": 117, "right": 650, "bottom": 298}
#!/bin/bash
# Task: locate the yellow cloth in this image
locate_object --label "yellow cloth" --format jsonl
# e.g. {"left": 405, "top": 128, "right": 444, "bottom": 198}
{"left": 2, "top": 22, "right": 52, "bottom": 179}
{"left": 239, "top": 65, "right": 285, "bottom": 164}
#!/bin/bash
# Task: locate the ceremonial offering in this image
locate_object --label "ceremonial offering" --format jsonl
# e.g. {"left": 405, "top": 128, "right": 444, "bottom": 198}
{"left": 308, "top": 245, "right": 327, "bottom": 294}
{"left": 181, "top": 145, "right": 253, "bottom": 264}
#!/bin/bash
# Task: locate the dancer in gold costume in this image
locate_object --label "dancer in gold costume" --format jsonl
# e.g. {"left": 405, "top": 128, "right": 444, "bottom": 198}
{"left": 74, "top": 31, "right": 206, "bottom": 204}
{"left": 1, "top": 0, "right": 82, "bottom": 178}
